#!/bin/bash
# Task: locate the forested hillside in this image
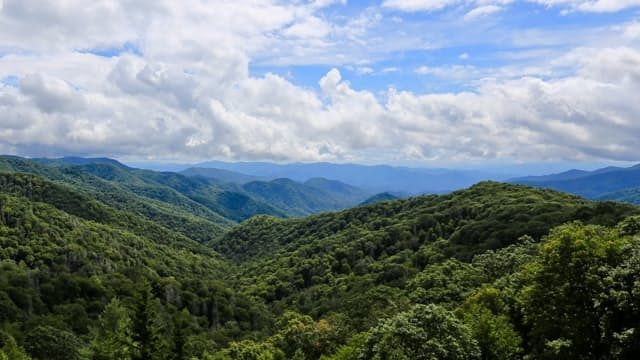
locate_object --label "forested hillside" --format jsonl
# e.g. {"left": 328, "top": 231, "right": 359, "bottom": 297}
{"left": 210, "top": 183, "right": 640, "bottom": 359}
{"left": 1, "top": 162, "right": 640, "bottom": 359}
{"left": 0, "top": 174, "right": 270, "bottom": 360}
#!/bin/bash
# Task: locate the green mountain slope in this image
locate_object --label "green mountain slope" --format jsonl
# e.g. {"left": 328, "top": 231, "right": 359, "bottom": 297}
{"left": 2, "top": 166, "right": 640, "bottom": 360}
{"left": 242, "top": 178, "right": 367, "bottom": 216}
{"left": 359, "top": 192, "right": 399, "bottom": 206}
{"left": 0, "top": 174, "right": 271, "bottom": 359}
{"left": 207, "top": 182, "right": 640, "bottom": 359}
{"left": 303, "top": 177, "right": 370, "bottom": 204}
{"left": 216, "top": 182, "right": 635, "bottom": 264}
{"left": 0, "top": 156, "right": 292, "bottom": 240}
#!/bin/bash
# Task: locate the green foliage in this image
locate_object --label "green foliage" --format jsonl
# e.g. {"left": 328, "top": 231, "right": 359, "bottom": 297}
{"left": 359, "top": 304, "right": 480, "bottom": 360}
{"left": 242, "top": 178, "right": 367, "bottom": 216}
{"left": 320, "top": 333, "right": 367, "bottom": 360}
{"left": 210, "top": 340, "right": 283, "bottom": 360}
{"left": 520, "top": 222, "right": 634, "bottom": 359}
{"left": 216, "top": 182, "right": 635, "bottom": 336}
{"left": 2, "top": 158, "right": 640, "bottom": 359}
{"left": 24, "top": 325, "right": 82, "bottom": 360}
{"left": 408, "top": 259, "right": 484, "bottom": 305}
{"left": 90, "top": 298, "right": 135, "bottom": 360}
{"left": 459, "top": 288, "right": 522, "bottom": 360}
{"left": 0, "top": 332, "right": 31, "bottom": 360}
{"left": 359, "top": 192, "right": 399, "bottom": 206}
{"left": 271, "top": 311, "right": 343, "bottom": 360}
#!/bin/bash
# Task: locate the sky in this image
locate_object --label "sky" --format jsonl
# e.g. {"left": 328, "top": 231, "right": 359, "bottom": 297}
{"left": 0, "top": 0, "right": 639, "bottom": 167}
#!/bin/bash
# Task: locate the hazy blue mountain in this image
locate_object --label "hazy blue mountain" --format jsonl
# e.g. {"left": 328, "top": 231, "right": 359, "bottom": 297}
{"left": 0, "top": 156, "right": 287, "bottom": 231}
{"left": 511, "top": 163, "right": 640, "bottom": 199}
{"left": 513, "top": 169, "right": 592, "bottom": 182}
{"left": 304, "top": 177, "right": 370, "bottom": 203}
{"left": 598, "top": 187, "right": 640, "bottom": 204}
{"left": 513, "top": 166, "right": 626, "bottom": 183}
{"left": 241, "top": 178, "right": 368, "bottom": 216}
{"left": 181, "top": 167, "right": 270, "bottom": 184}
{"left": 192, "top": 160, "right": 507, "bottom": 194}
{"left": 359, "top": 192, "right": 400, "bottom": 206}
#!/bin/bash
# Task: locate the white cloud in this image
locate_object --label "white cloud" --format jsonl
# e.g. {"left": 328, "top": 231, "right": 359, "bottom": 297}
{"left": 383, "top": 0, "right": 640, "bottom": 13}
{"left": 464, "top": 4, "right": 503, "bottom": 20}
{"left": 283, "top": 16, "right": 332, "bottom": 38}
{"left": 623, "top": 21, "right": 640, "bottom": 39}
{"left": 382, "top": 0, "right": 461, "bottom": 12}
{"left": 531, "top": 0, "right": 640, "bottom": 12}
{"left": 0, "top": 1, "right": 640, "bottom": 163}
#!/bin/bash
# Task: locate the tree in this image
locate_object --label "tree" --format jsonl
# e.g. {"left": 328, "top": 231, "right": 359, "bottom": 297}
{"left": 408, "top": 259, "right": 484, "bottom": 305}
{"left": 131, "top": 284, "right": 173, "bottom": 360}
{"left": 598, "top": 237, "right": 640, "bottom": 359}
{"left": 521, "top": 222, "right": 630, "bottom": 359}
{"left": 172, "top": 309, "right": 195, "bottom": 360}
{"left": 459, "top": 288, "right": 522, "bottom": 360}
{"left": 0, "top": 332, "right": 31, "bottom": 360}
{"left": 359, "top": 304, "right": 480, "bottom": 360}
{"left": 211, "top": 340, "right": 282, "bottom": 360}
{"left": 23, "top": 326, "right": 82, "bottom": 360}
{"left": 272, "top": 311, "right": 340, "bottom": 360}
{"left": 90, "top": 298, "right": 135, "bottom": 360}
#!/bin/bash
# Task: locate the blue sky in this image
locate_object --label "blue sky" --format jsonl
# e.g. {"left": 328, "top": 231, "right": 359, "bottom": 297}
{"left": 0, "top": 0, "right": 639, "bottom": 167}
{"left": 251, "top": 1, "right": 640, "bottom": 93}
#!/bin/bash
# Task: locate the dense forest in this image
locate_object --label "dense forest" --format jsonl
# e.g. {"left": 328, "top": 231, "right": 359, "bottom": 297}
{"left": 1, "top": 157, "right": 640, "bottom": 359}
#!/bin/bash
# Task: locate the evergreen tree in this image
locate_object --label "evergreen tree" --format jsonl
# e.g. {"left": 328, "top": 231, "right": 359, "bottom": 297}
{"left": 90, "top": 298, "right": 135, "bottom": 360}
{"left": 132, "top": 284, "right": 158, "bottom": 360}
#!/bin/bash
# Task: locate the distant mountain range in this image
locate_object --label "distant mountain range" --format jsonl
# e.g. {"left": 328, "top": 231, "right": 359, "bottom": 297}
{"left": 182, "top": 160, "right": 510, "bottom": 194}
{"left": 511, "top": 164, "right": 640, "bottom": 204}
{"left": 181, "top": 167, "right": 269, "bottom": 184}
{"left": 0, "top": 157, "right": 378, "bottom": 230}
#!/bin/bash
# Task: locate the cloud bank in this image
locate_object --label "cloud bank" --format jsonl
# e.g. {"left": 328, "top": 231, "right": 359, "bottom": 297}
{"left": 0, "top": 0, "right": 639, "bottom": 163}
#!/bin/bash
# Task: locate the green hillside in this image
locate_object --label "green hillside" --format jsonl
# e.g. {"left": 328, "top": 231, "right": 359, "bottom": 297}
{"left": 1, "top": 164, "right": 640, "bottom": 360}
{"left": 0, "top": 174, "right": 270, "bottom": 360}
{"left": 0, "top": 156, "right": 291, "bottom": 240}
{"left": 359, "top": 192, "right": 399, "bottom": 206}
{"left": 210, "top": 182, "right": 640, "bottom": 359}
{"left": 241, "top": 178, "right": 362, "bottom": 216}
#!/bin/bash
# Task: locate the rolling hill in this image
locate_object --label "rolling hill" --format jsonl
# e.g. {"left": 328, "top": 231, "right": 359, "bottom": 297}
{"left": 359, "top": 192, "right": 399, "bottom": 206}
{"left": 2, "top": 160, "right": 640, "bottom": 359}
{"left": 181, "top": 166, "right": 373, "bottom": 216}
{"left": 0, "top": 157, "right": 303, "bottom": 231}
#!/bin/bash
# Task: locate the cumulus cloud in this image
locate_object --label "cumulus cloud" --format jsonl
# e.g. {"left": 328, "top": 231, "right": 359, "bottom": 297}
{"left": 382, "top": 0, "right": 640, "bottom": 13}
{"left": 0, "top": 1, "right": 639, "bottom": 163}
